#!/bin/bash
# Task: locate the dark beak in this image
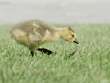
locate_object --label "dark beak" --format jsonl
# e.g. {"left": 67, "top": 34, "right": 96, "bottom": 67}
{"left": 74, "top": 39, "right": 79, "bottom": 44}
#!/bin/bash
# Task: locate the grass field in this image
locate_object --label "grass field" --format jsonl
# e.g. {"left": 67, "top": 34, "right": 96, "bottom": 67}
{"left": 0, "top": 24, "right": 110, "bottom": 83}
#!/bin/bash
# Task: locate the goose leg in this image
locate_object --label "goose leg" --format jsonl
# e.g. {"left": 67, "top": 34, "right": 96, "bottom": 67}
{"left": 31, "top": 51, "right": 34, "bottom": 57}
{"left": 37, "top": 48, "right": 56, "bottom": 55}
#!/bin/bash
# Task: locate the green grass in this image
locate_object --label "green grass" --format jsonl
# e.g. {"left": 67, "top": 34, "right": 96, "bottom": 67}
{"left": 0, "top": 24, "right": 110, "bottom": 83}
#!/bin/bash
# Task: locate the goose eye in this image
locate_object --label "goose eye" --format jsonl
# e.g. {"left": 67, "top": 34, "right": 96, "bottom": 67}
{"left": 72, "top": 35, "right": 74, "bottom": 37}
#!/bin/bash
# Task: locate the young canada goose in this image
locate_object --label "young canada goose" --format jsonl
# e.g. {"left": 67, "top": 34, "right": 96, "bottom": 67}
{"left": 9, "top": 20, "right": 79, "bottom": 57}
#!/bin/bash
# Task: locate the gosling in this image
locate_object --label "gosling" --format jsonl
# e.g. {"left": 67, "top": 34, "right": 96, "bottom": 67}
{"left": 9, "top": 20, "right": 79, "bottom": 57}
